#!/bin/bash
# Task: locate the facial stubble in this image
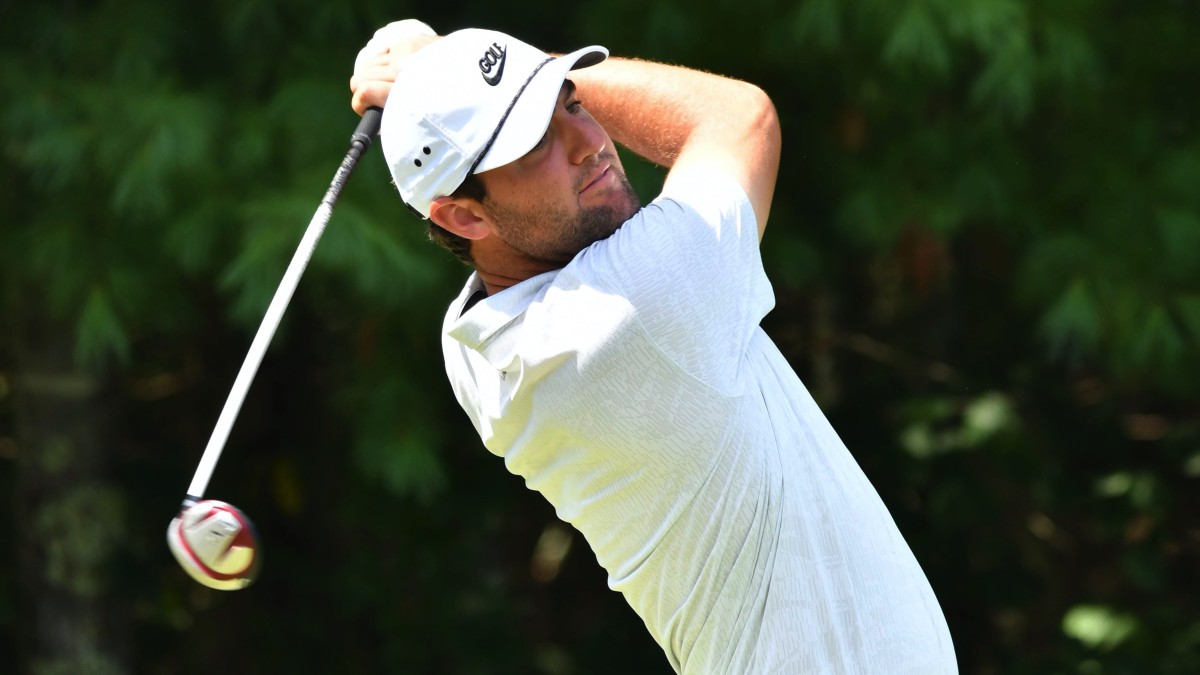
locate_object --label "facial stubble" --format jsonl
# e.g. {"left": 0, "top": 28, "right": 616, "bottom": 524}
{"left": 484, "top": 161, "right": 642, "bottom": 266}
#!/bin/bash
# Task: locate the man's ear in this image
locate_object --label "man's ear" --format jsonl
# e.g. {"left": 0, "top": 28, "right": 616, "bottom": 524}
{"left": 429, "top": 197, "right": 490, "bottom": 240}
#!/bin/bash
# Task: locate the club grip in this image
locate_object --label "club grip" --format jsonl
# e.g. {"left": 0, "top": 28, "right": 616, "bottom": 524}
{"left": 351, "top": 106, "right": 383, "bottom": 150}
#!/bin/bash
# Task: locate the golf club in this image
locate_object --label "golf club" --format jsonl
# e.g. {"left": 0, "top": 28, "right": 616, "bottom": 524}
{"left": 167, "top": 107, "right": 382, "bottom": 590}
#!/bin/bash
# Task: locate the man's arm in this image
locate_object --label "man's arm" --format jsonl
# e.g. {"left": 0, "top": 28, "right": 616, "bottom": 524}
{"left": 569, "top": 58, "right": 781, "bottom": 237}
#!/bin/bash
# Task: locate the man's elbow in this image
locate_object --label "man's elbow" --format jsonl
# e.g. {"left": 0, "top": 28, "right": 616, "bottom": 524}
{"left": 741, "top": 84, "right": 781, "bottom": 236}
{"left": 748, "top": 85, "right": 782, "bottom": 164}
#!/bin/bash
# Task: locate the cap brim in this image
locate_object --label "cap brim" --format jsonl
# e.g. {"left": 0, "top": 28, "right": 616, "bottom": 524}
{"left": 473, "top": 45, "right": 608, "bottom": 173}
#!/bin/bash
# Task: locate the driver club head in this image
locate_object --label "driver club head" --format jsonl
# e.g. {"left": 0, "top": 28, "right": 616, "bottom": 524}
{"left": 167, "top": 499, "right": 261, "bottom": 590}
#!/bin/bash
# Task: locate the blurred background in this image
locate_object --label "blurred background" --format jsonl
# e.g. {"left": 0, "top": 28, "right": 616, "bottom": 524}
{"left": 2, "top": 0, "right": 1199, "bottom": 673}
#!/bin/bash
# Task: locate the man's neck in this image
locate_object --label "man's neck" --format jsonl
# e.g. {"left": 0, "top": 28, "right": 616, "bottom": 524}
{"left": 473, "top": 261, "right": 562, "bottom": 296}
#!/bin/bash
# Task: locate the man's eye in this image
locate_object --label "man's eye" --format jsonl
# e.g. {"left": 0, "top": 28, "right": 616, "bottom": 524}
{"left": 567, "top": 100, "right": 583, "bottom": 114}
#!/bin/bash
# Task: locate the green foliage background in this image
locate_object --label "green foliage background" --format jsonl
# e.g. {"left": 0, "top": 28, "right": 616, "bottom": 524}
{"left": 2, "top": 0, "right": 1198, "bottom": 673}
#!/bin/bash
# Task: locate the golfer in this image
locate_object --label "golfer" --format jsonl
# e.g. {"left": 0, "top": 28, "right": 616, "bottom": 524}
{"left": 351, "top": 21, "right": 958, "bottom": 674}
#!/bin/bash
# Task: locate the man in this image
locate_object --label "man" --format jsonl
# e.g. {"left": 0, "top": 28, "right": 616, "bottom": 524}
{"left": 351, "top": 20, "right": 957, "bottom": 674}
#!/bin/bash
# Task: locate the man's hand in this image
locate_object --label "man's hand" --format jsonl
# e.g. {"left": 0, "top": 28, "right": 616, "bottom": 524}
{"left": 350, "top": 20, "right": 439, "bottom": 116}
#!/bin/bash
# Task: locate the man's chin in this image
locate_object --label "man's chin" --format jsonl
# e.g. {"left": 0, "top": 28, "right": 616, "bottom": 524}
{"left": 581, "top": 198, "right": 639, "bottom": 245}
{"left": 604, "top": 174, "right": 642, "bottom": 226}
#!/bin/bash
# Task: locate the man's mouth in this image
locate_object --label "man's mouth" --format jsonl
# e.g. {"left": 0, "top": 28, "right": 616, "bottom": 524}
{"left": 580, "top": 163, "right": 612, "bottom": 194}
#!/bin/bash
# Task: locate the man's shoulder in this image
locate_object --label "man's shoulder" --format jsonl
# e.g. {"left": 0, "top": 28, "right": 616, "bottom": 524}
{"left": 655, "top": 166, "right": 753, "bottom": 218}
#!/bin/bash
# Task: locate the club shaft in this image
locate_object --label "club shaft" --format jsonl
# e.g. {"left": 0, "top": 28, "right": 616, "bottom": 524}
{"left": 186, "top": 200, "right": 334, "bottom": 498}
{"left": 186, "top": 109, "right": 381, "bottom": 500}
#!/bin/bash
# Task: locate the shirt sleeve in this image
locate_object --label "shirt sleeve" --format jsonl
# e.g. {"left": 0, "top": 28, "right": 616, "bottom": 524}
{"left": 582, "top": 167, "right": 775, "bottom": 394}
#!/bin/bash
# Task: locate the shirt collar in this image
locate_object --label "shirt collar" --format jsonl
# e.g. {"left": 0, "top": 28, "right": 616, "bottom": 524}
{"left": 446, "top": 270, "right": 559, "bottom": 351}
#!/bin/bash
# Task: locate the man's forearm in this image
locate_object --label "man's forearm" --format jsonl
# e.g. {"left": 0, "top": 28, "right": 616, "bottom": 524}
{"left": 569, "top": 57, "right": 781, "bottom": 231}
{"left": 570, "top": 57, "right": 760, "bottom": 166}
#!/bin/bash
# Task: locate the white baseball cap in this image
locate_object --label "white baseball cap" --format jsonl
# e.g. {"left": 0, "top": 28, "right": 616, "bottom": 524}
{"left": 379, "top": 28, "right": 607, "bottom": 219}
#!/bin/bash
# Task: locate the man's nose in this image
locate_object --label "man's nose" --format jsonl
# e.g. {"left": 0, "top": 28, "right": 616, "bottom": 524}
{"left": 563, "top": 114, "right": 605, "bottom": 165}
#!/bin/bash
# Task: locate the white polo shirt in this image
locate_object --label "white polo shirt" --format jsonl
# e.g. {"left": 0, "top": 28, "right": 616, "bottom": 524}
{"left": 441, "top": 169, "right": 957, "bottom": 674}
